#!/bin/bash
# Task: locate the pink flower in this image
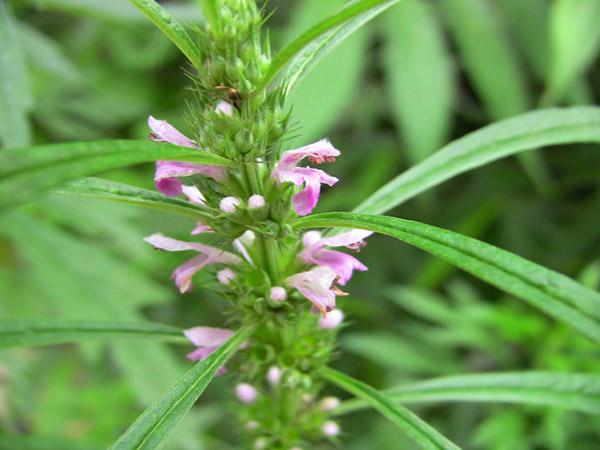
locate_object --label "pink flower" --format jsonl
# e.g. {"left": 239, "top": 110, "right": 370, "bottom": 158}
{"left": 217, "top": 268, "right": 236, "bottom": 285}
{"left": 215, "top": 100, "right": 234, "bottom": 116}
{"left": 220, "top": 196, "right": 241, "bottom": 213}
{"left": 272, "top": 139, "right": 340, "bottom": 216}
{"left": 266, "top": 366, "right": 282, "bottom": 385}
{"left": 144, "top": 233, "right": 242, "bottom": 293}
{"left": 148, "top": 116, "right": 227, "bottom": 195}
{"left": 184, "top": 326, "right": 234, "bottom": 375}
{"left": 191, "top": 221, "right": 213, "bottom": 235}
{"left": 233, "top": 230, "right": 255, "bottom": 265}
{"left": 181, "top": 185, "right": 206, "bottom": 206}
{"left": 323, "top": 421, "right": 340, "bottom": 437}
{"left": 299, "top": 230, "right": 372, "bottom": 285}
{"left": 318, "top": 309, "right": 344, "bottom": 329}
{"left": 269, "top": 286, "right": 287, "bottom": 302}
{"left": 286, "top": 266, "right": 340, "bottom": 314}
{"left": 248, "top": 194, "right": 266, "bottom": 209}
{"left": 236, "top": 383, "right": 258, "bottom": 404}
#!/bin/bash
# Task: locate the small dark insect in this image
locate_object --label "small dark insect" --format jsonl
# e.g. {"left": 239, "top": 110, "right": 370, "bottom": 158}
{"left": 215, "top": 84, "right": 242, "bottom": 110}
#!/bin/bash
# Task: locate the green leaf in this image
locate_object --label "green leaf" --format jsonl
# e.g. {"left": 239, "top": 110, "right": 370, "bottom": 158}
{"left": 260, "top": 0, "right": 402, "bottom": 90}
{"left": 295, "top": 212, "right": 600, "bottom": 344}
{"left": 0, "top": 319, "right": 184, "bottom": 348}
{"left": 197, "top": 0, "right": 219, "bottom": 31}
{"left": 322, "top": 367, "right": 461, "bottom": 450}
{"left": 110, "top": 323, "right": 254, "bottom": 450}
{"left": 0, "top": 140, "right": 231, "bottom": 211}
{"left": 128, "top": 0, "right": 201, "bottom": 67}
{"left": 334, "top": 372, "right": 600, "bottom": 416}
{"left": 383, "top": 0, "right": 454, "bottom": 163}
{"left": 0, "top": 1, "right": 32, "bottom": 148}
{"left": 352, "top": 107, "right": 600, "bottom": 215}
{"left": 54, "top": 178, "right": 207, "bottom": 219}
{"left": 544, "top": 0, "right": 600, "bottom": 104}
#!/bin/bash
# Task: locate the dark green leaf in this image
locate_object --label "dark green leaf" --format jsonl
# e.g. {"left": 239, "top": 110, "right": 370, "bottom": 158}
{"left": 353, "top": 107, "right": 600, "bottom": 215}
{"left": 0, "top": 319, "right": 184, "bottom": 348}
{"left": 322, "top": 367, "right": 461, "bottom": 450}
{"left": 0, "top": 140, "right": 231, "bottom": 211}
{"left": 335, "top": 372, "right": 600, "bottom": 416}
{"left": 129, "top": 0, "right": 202, "bottom": 67}
{"left": 295, "top": 212, "right": 600, "bottom": 344}
{"left": 54, "top": 178, "right": 207, "bottom": 219}
{"left": 260, "top": 0, "right": 402, "bottom": 90}
{"left": 110, "top": 323, "right": 254, "bottom": 450}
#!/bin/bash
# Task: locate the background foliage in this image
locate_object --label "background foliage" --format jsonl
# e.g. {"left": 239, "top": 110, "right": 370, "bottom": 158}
{"left": 1, "top": 0, "right": 600, "bottom": 448}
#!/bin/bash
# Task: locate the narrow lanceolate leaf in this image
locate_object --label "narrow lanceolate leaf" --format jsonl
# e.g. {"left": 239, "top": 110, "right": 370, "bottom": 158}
{"left": 110, "top": 323, "right": 254, "bottom": 450}
{"left": 0, "top": 1, "right": 32, "bottom": 148}
{"left": 544, "top": 0, "right": 600, "bottom": 104}
{"left": 0, "top": 319, "right": 184, "bottom": 348}
{"left": 384, "top": 0, "right": 454, "bottom": 163}
{"left": 296, "top": 213, "right": 600, "bottom": 344}
{"left": 261, "top": 0, "right": 402, "bottom": 90}
{"left": 353, "top": 107, "right": 600, "bottom": 215}
{"left": 334, "top": 372, "right": 600, "bottom": 416}
{"left": 0, "top": 140, "right": 231, "bottom": 211}
{"left": 129, "top": 0, "right": 201, "bottom": 67}
{"left": 54, "top": 178, "right": 207, "bottom": 219}
{"left": 322, "top": 368, "right": 461, "bottom": 450}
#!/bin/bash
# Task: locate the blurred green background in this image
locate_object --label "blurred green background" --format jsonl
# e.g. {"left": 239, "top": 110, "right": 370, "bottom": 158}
{"left": 1, "top": 0, "right": 600, "bottom": 448}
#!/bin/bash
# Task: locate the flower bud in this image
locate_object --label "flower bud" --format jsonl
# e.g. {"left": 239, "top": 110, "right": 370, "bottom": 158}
{"left": 318, "top": 309, "right": 344, "bottom": 329}
{"left": 322, "top": 421, "right": 340, "bottom": 437}
{"left": 248, "top": 194, "right": 266, "bottom": 209}
{"left": 235, "top": 383, "right": 258, "bottom": 404}
{"left": 215, "top": 100, "right": 233, "bottom": 116}
{"left": 319, "top": 396, "right": 340, "bottom": 411}
{"left": 220, "top": 196, "right": 241, "bottom": 213}
{"left": 269, "top": 286, "right": 287, "bottom": 302}
{"left": 254, "top": 437, "right": 268, "bottom": 450}
{"left": 245, "top": 420, "right": 259, "bottom": 431}
{"left": 217, "top": 268, "right": 235, "bottom": 285}
{"left": 266, "top": 366, "right": 282, "bottom": 386}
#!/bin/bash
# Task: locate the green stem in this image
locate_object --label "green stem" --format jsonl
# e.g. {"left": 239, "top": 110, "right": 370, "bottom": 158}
{"left": 264, "top": 237, "right": 281, "bottom": 282}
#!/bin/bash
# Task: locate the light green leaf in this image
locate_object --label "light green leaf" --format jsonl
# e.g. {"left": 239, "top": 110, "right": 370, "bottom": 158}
{"left": 260, "top": 0, "right": 402, "bottom": 90}
{"left": 0, "top": 1, "right": 31, "bottom": 148}
{"left": 54, "top": 178, "right": 207, "bottom": 219}
{"left": 295, "top": 212, "right": 600, "bottom": 344}
{"left": 197, "top": 0, "right": 219, "bottom": 31}
{"left": 129, "top": 0, "right": 201, "bottom": 67}
{"left": 383, "top": 0, "right": 454, "bottom": 163}
{"left": 0, "top": 319, "right": 184, "bottom": 348}
{"left": 335, "top": 372, "right": 600, "bottom": 416}
{"left": 0, "top": 140, "right": 231, "bottom": 211}
{"left": 544, "top": 0, "right": 600, "bottom": 104}
{"left": 352, "top": 107, "right": 600, "bottom": 215}
{"left": 322, "top": 367, "right": 461, "bottom": 450}
{"left": 110, "top": 323, "right": 254, "bottom": 450}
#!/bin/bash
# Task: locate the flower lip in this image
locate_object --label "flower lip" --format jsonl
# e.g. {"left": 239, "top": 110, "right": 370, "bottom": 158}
{"left": 286, "top": 266, "right": 338, "bottom": 314}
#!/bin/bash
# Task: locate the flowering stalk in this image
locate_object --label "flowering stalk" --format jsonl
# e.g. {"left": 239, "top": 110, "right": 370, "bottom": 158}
{"left": 143, "top": 1, "right": 371, "bottom": 447}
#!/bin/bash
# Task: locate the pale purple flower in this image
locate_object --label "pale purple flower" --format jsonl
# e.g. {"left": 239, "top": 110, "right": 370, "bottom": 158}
{"left": 320, "top": 396, "right": 341, "bottom": 411}
{"left": 220, "top": 196, "right": 241, "bottom": 213}
{"left": 266, "top": 366, "right": 282, "bottom": 385}
{"left": 318, "top": 308, "right": 344, "bottom": 329}
{"left": 217, "top": 268, "right": 236, "bottom": 285}
{"left": 286, "top": 266, "right": 339, "bottom": 314}
{"left": 269, "top": 286, "right": 287, "bottom": 302}
{"left": 184, "top": 326, "right": 234, "bottom": 375}
{"left": 233, "top": 230, "right": 255, "bottom": 265}
{"left": 248, "top": 194, "right": 266, "bottom": 209}
{"left": 299, "top": 229, "right": 372, "bottom": 285}
{"left": 215, "top": 100, "right": 234, "bottom": 116}
{"left": 181, "top": 185, "right": 206, "bottom": 206}
{"left": 272, "top": 139, "right": 340, "bottom": 216}
{"left": 323, "top": 421, "right": 340, "bottom": 437}
{"left": 191, "top": 221, "right": 213, "bottom": 235}
{"left": 236, "top": 383, "right": 258, "bottom": 404}
{"left": 148, "top": 116, "right": 227, "bottom": 195}
{"left": 144, "top": 233, "right": 242, "bottom": 293}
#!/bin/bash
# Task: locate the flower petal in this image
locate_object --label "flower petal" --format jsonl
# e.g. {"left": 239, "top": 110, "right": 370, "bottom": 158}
{"left": 287, "top": 266, "right": 337, "bottom": 313}
{"left": 172, "top": 254, "right": 210, "bottom": 292}
{"left": 184, "top": 326, "right": 234, "bottom": 347}
{"left": 320, "top": 229, "right": 373, "bottom": 248}
{"left": 148, "top": 116, "right": 196, "bottom": 148}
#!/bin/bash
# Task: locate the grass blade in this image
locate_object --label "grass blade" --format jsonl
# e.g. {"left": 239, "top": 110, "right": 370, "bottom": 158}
{"left": 0, "top": 140, "right": 231, "bottom": 211}
{"left": 129, "top": 0, "right": 201, "bottom": 67}
{"left": 0, "top": 319, "right": 184, "bottom": 348}
{"left": 54, "top": 178, "right": 208, "bottom": 219}
{"left": 352, "top": 107, "right": 600, "bottom": 215}
{"left": 260, "top": 0, "right": 401, "bottom": 90}
{"left": 335, "top": 372, "right": 600, "bottom": 416}
{"left": 322, "top": 367, "right": 461, "bottom": 450}
{"left": 110, "top": 323, "right": 254, "bottom": 450}
{"left": 0, "top": 1, "right": 31, "bottom": 148}
{"left": 295, "top": 212, "right": 600, "bottom": 344}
